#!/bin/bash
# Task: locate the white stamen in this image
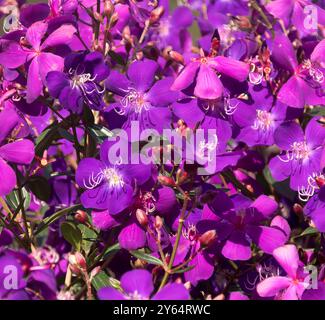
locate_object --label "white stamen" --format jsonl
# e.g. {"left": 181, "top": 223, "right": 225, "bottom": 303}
{"left": 252, "top": 109, "right": 273, "bottom": 131}
{"left": 83, "top": 167, "right": 124, "bottom": 190}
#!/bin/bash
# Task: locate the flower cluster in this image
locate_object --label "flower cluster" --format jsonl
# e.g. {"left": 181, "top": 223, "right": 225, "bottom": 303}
{"left": 0, "top": 0, "right": 324, "bottom": 301}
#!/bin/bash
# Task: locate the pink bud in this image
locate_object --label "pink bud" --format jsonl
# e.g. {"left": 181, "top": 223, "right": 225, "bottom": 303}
{"left": 199, "top": 230, "right": 217, "bottom": 247}
{"left": 158, "top": 175, "right": 176, "bottom": 187}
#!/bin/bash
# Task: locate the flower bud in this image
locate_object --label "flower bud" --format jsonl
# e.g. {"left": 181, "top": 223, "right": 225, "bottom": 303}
{"left": 214, "top": 293, "right": 225, "bottom": 300}
{"left": 136, "top": 209, "right": 148, "bottom": 227}
{"left": 176, "top": 168, "right": 189, "bottom": 185}
{"left": 236, "top": 16, "right": 252, "bottom": 29}
{"left": 199, "top": 230, "right": 217, "bottom": 248}
{"left": 168, "top": 50, "right": 184, "bottom": 65}
{"left": 158, "top": 175, "right": 176, "bottom": 187}
{"left": 293, "top": 203, "right": 304, "bottom": 215}
{"left": 90, "top": 266, "right": 101, "bottom": 280}
{"left": 149, "top": 6, "right": 164, "bottom": 25}
{"left": 68, "top": 252, "right": 87, "bottom": 275}
{"left": 109, "top": 12, "right": 119, "bottom": 28}
{"left": 93, "top": 11, "right": 104, "bottom": 23}
{"left": 315, "top": 176, "right": 325, "bottom": 188}
{"left": 74, "top": 210, "right": 88, "bottom": 224}
{"left": 154, "top": 216, "right": 163, "bottom": 230}
{"left": 104, "top": 0, "right": 115, "bottom": 17}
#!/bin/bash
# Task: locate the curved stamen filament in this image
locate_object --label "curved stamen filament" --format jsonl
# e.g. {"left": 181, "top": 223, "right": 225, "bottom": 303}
{"left": 83, "top": 168, "right": 125, "bottom": 190}
{"left": 252, "top": 109, "right": 273, "bottom": 131}
{"left": 278, "top": 141, "right": 310, "bottom": 163}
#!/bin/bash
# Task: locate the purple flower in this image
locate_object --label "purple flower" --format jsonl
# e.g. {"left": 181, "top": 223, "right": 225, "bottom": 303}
{"left": 304, "top": 182, "right": 325, "bottom": 231}
{"left": 171, "top": 207, "right": 217, "bottom": 286}
{"left": 233, "top": 84, "right": 298, "bottom": 146}
{"left": 0, "top": 21, "right": 76, "bottom": 103}
{"left": 210, "top": 193, "right": 287, "bottom": 261}
{"left": 171, "top": 51, "right": 249, "bottom": 100}
{"left": 0, "top": 107, "right": 34, "bottom": 196}
{"left": 98, "top": 269, "right": 189, "bottom": 300}
{"left": 76, "top": 139, "right": 151, "bottom": 213}
{"left": 266, "top": 0, "right": 325, "bottom": 36}
{"left": 257, "top": 244, "right": 309, "bottom": 300}
{"left": 269, "top": 117, "right": 325, "bottom": 197}
{"left": 271, "top": 35, "right": 325, "bottom": 108}
{"left": 150, "top": 6, "right": 193, "bottom": 52}
{"left": 46, "top": 51, "right": 109, "bottom": 113}
{"left": 105, "top": 59, "right": 178, "bottom": 132}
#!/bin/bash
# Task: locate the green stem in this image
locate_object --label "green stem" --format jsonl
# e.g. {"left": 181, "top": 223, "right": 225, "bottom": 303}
{"left": 158, "top": 189, "right": 189, "bottom": 290}
{"left": 14, "top": 166, "right": 31, "bottom": 246}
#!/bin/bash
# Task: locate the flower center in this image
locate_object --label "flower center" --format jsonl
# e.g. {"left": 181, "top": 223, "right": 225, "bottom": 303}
{"left": 298, "top": 172, "right": 324, "bottom": 202}
{"left": 102, "top": 168, "right": 125, "bottom": 189}
{"left": 291, "top": 141, "right": 310, "bottom": 160}
{"left": 252, "top": 109, "right": 273, "bottom": 131}
{"left": 278, "top": 141, "right": 310, "bottom": 163}
{"left": 83, "top": 167, "right": 124, "bottom": 190}
{"left": 182, "top": 223, "right": 197, "bottom": 242}
{"left": 118, "top": 88, "right": 152, "bottom": 115}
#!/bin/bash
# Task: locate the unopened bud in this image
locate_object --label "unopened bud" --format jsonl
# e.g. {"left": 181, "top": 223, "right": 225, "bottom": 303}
{"left": 75, "top": 210, "right": 88, "bottom": 224}
{"left": 136, "top": 209, "right": 148, "bottom": 227}
{"left": 236, "top": 16, "right": 252, "bottom": 29}
{"left": 68, "top": 252, "right": 87, "bottom": 274}
{"left": 199, "top": 230, "right": 217, "bottom": 248}
{"left": 149, "top": 6, "right": 164, "bottom": 25}
{"left": 176, "top": 168, "right": 189, "bottom": 185}
{"left": 158, "top": 175, "right": 176, "bottom": 187}
{"left": 293, "top": 203, "right": 304, "bottom": 215}
{"left": 104, "top": 0, "right": 115, "bottom": 16}
{"left": 109, "top": 12, "right": 119, "bottom": 28}
{"left": 168, "top": 50, "right": 184, "bottom": 65}
{"left": 19, "top": 37, "right": 29, "bottom": 47}
{"left": 154, "top": 216, "right": 163, "bottom": 230}
{"left": 93, "top": 11, "right": 104, "bottom": 23}
{"left": 214, "top": 293, "right": 225, "bottom": 300}
{"left": 315, "top": 176, "right": 325, "bottom": 188}
{"left": 90, "top": 266, "right": 101, "bottom": 280}
{"left": 134, "top": 259, "right": 147, "bottom": 268}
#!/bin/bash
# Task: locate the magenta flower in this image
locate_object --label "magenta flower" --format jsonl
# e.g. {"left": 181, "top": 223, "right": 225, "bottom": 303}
{"left": 271, "top": 35, "right": 325, "bottom": 108}
{"left": 0, "top": 108, "right": 34, "bottom": 196}
{"left": 98, "top": 269, "right": 189, "bottom": 300}
{"left": 257, "top": 244, "right": 310, "bottom": 300}
{"left": 269, "top": 117, "right": 325, "bottom": 198}
{"left": 76, "top": 139, "right": 151, "bottom": 213}
{"left": 211, "top": 193, "right": 287, "bottom": 261}
{"left": 266, "top": 0, "right": 325, "bottom": 36}
{"left": 0, "top": 21, "right": 76, "bottom": 103}
{"left": 171, "top": 51, "right": 249, "bottom": 100}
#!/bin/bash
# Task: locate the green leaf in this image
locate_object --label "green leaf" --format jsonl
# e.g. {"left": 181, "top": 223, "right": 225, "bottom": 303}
{"left": 78, "top": 224, "right": 97, "bottom": 255}
{"left": 6, "top": 187, "right": 31, "bottom": 212}
{"left": 307, "top": 107, "right": 325, "bottom": 117}
{"left": 92, "top": 271, "right": 121, "bottom": 291}
{"left": 130, "top": 250, "right": 164, "bottom": 266}
{"left": 61, "top": 221, "right": 82, "bottom": 251}
{"left": 26, "top": 176, "right": 52, "bottom": 202}
{"left": 35, "top": 125, "right": 59, "bottom": 156}
{"left": 107, "top": 51, "right": 126, "bottom": 65}
{"left": 100, "top": 243, "right": 120, "bottom": 260}
{"left": 58, "top": 128, "right": 75, "bottom": 143}
{"left": 35, "top": 204, "right": 82, "bottom": 235}
{"left": 172, "top": 265, "right": 196, "bottom": 274}
{"left": 294, "top": 227, "right": 319, "bottom": 239}
{"left": 88, "top": 124, "right": 114, "bottom": 143}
